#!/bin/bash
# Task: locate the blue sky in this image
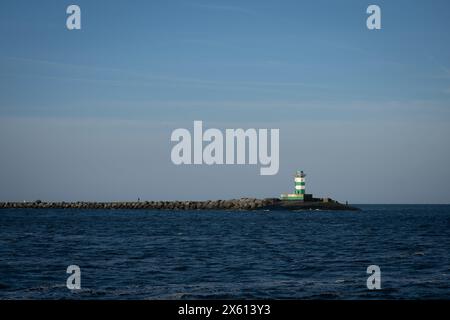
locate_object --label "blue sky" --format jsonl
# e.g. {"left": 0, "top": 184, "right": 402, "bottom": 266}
{"left": 1, "top": 0, "right": 450, "bottom": 203}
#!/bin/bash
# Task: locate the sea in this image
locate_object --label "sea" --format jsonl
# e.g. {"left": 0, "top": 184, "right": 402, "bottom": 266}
{"left": 0, "top": 205, "right": 449, "bottom": 299}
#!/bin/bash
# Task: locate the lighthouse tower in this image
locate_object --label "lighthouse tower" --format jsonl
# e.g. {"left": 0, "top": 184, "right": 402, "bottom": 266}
{"left": 294, "top": 170, "right": 306, "bottom": 196}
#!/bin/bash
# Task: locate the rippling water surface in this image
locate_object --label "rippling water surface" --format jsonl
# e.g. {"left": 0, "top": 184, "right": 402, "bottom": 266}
{"left": 1, "top": 205, "right": 449, "bottom": 299}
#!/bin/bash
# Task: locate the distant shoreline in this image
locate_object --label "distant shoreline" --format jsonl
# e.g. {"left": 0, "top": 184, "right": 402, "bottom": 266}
{"left": 0, "top": 198, "right": 360, "bottom": 211}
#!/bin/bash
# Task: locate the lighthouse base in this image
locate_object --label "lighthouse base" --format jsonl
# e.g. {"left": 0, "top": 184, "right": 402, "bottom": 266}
{"left": 280, "top": 193, "right": 304, "bottom": 201}
{"left": 279, "top": 193, "right": 314, "bottom": 201}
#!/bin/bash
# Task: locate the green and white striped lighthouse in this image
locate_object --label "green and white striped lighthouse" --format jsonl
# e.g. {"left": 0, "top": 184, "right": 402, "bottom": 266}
{"left": 280, "top": 170, "right": 307, "bottom": 201}
{"left": 294, "top": 170, "right": 306, "bottom": 196}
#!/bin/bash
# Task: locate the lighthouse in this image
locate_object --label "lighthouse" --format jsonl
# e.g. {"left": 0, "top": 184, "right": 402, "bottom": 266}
{"left": 294, "top": 170, "right": 306, "bottom": 196}
{"left": 280, "top": 170, "right": 308, "bottom": 201}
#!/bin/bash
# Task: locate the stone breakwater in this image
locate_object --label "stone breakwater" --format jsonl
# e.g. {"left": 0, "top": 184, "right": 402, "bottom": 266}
{"left": 0, "top": 198, "right": 360, "bottom": 211}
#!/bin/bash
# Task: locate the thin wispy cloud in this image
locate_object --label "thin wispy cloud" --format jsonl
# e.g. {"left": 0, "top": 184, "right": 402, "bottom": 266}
{"left": 0, "top": 56, "right": 328, "bottom": 92}
{"left": 427, "top": 55, "right": 450, "bottom": 79}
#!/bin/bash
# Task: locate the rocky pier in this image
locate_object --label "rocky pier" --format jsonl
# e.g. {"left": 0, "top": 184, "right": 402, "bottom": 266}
{"left": 0, "top": 198, "right": 359, "bottom": 211}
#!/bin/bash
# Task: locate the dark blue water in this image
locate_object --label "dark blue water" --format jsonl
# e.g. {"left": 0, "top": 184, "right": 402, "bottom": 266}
{"left": 0, "top": 205, "right": 449, "bottom": 299}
